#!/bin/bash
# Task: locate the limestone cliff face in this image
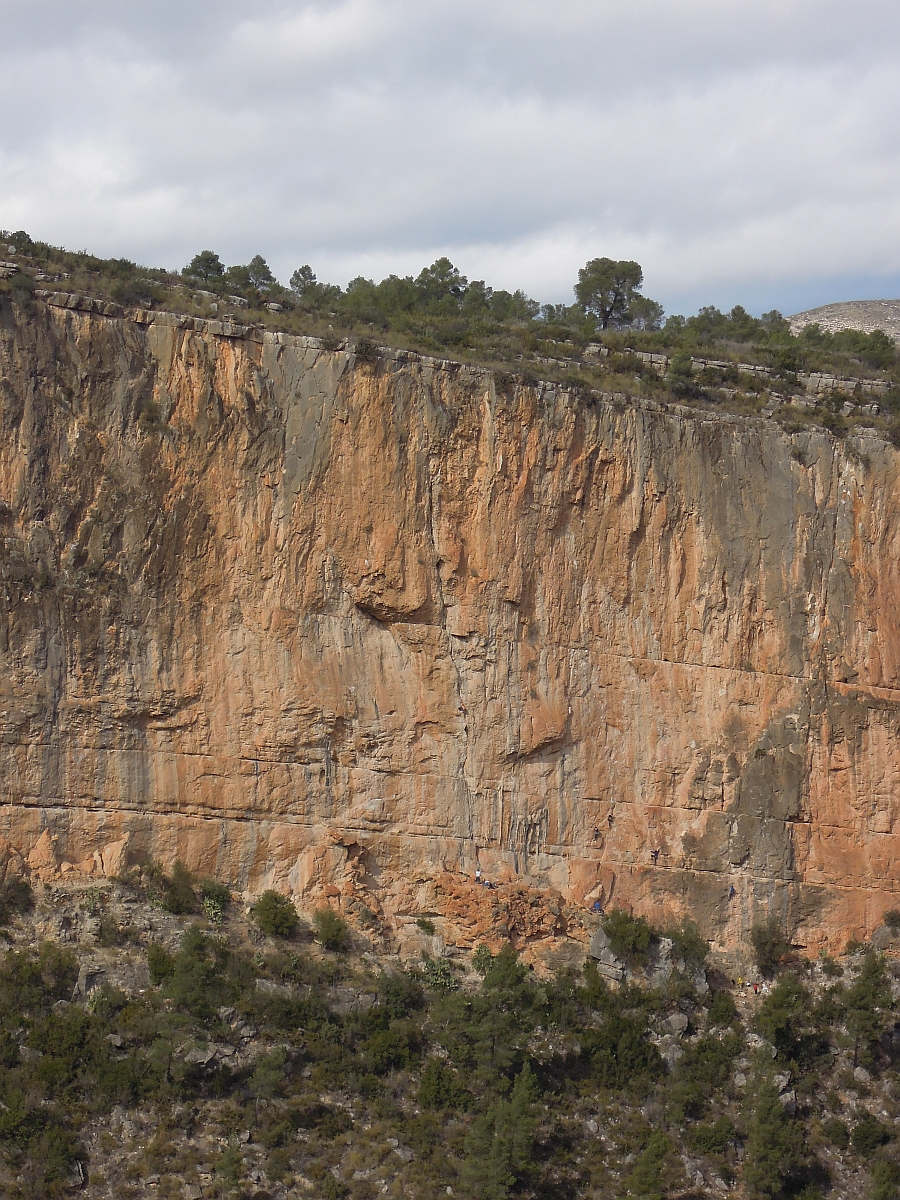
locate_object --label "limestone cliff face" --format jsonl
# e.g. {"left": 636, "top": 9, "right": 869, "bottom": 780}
{"left": 1, "top": 296, "right": 899, "bottom": 953}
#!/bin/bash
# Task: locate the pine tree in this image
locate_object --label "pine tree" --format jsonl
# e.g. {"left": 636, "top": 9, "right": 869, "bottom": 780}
{"left": 743, "top": 1081, "right": 795, "bottom": 1199}
{"left": 845, "top": 952, "right": 891, "bottom": 1066}
{"left": 459, "top": 1063, "right": 538, "bottom": 1199}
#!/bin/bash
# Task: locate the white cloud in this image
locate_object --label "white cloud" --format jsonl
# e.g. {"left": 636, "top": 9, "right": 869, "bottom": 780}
{"left": 231, "top": 1, "right": 390, "bottom": 73}
{"left": 2, "top": 0, "right": 900, "bottom": 312}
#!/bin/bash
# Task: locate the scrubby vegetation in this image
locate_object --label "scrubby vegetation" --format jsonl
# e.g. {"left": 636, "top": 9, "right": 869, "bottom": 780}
{"left": 0, "top": 876, "right": 897, "bottom": 1200}
{"left": 312, "top": 908, "right": 349, "bottom": 952}
{"left": 601, "top": 908, "right": 654, "bottom": 965}
{"left": 2, "top": 228, "right": 899, "bottom": 440}
{"left": 252, "top": 891, "right": 299, "bottom": 940}
{"left": 752, "top": 919, "right": 794, "bottom": 979}
{"left": 0, "top": 878, "right": 33, "bottom": 926}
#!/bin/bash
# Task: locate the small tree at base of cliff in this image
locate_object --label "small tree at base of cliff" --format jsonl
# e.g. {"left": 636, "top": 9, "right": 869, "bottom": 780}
{"left": 472, "top": 943, "right": 493, "bottom": 976}
{"left": 708, "top": 989, "right": 739, "bottom": 1028}
{"left": 313, "top": 906, "right": 349, "bottom": 951}
{"left": 163, "top": 861, "right": 196, "bottom": 915}
{"left": 602, "top": 908, "right": 654, "bottom": 965}
{"left": 754, "top": 974, "right": 829, "bottom": 1069}
{"left": 751, "top": 918, "right": 792, "bottom": 978}
{"left": 200, "top": 878, "right": 231, "bottom": 924}
{"left": 253, "top": 890, "right": 299, "bottom": 938}
{"left": 0, "top": 877, "right": 33, "bottom": 925}
{"left": 665, "top": 919, "right": 709, "bottom": 970}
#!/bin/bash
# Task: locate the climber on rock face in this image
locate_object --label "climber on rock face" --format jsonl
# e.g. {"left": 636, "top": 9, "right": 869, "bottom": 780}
{"left": 729, "top": 884, "right": 736, "bottom": 900}
{"left": 651, "top": 848, "right": 660, "bottom": 865}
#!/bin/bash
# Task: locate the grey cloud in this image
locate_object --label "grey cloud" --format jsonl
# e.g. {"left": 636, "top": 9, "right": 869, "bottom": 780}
{"left": 2, "top": 0, "right": 900, "bottom": 313}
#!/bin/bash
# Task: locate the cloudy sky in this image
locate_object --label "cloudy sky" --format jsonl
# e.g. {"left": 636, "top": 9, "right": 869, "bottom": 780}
{"left": 3, "top": 0, "right": 900, "bottom": 316}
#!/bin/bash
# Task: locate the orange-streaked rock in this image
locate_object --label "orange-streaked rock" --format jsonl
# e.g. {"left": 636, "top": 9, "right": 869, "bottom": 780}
{"left": 1, "top": 298, "right": 899, "bottom": 954}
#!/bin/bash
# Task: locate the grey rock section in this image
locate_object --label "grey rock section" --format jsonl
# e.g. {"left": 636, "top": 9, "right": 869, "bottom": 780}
{"left": 587, "top": 927, "right": 627, "bottom": 982}
{"left": 588, "top": 929, "right": 708, "bottom": 994}
{"left": 72, "top": 964, "right": 106, "bottom": 999}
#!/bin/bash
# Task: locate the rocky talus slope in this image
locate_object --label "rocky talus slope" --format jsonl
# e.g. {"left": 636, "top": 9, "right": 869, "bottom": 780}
{"left": 7, "top": 880, "right": 898, "bottom": 1200}
{"left": 1, "top": 295, "right": 900, "bottom": 956}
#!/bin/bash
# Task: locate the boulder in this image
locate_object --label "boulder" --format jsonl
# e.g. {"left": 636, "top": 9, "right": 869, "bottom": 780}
{"left": 658, "top": 1034, "right": 684, "bottom": 1070}
{"left": 255, "top": 977, "right": 295, "bottom": 998}
{"left": 645, "top": 937, "right": 675, "bottom": 987}
{"left": 588, "top": 927, "right": 626, "bottom": 982}
{"left": 664, "top": 1011, "right": 689, "bottom": 1037}
{"left": 183, "top": 1045, "right": 216, "bottom": 1066}
{"left": 872, "top": 925, "right": 896, "bottom": 951}
{"left": 327, "top": 987, "right": 377, "bottom": 1016}
{"left": 779, "top": 1090, "right": 797, "bottom": 1114}
{"left": 72, "top": 963, "right": 106, "bottom": 999}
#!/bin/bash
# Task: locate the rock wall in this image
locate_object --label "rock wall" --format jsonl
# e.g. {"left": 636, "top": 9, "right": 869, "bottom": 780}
{"left": 1, "top": 296, "right": 900, "bottom": 953}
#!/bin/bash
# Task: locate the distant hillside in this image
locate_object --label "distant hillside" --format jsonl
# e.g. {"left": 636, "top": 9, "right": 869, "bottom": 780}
{"left": 790, "top": 298, "right": 900, "bottom": 342}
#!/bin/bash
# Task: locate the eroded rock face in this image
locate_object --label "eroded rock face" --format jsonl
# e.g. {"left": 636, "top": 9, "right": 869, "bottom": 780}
{"left": 1, "top": 297, "right": 899, "bottom": 952}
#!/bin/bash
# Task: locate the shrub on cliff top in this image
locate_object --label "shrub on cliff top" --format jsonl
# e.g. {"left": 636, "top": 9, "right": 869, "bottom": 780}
{"left": 254, "top": 890, "right": 300, "bottom": 939}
